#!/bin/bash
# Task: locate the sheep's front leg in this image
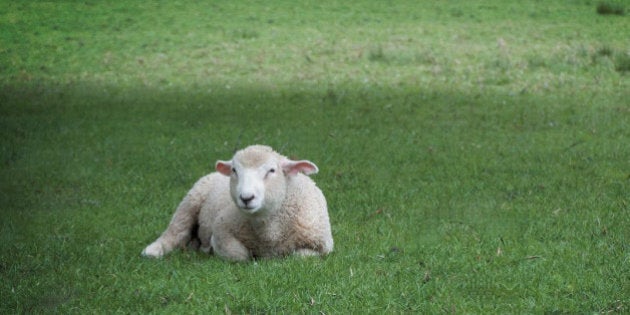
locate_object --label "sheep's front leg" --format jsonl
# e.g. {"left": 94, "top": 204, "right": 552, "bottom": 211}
{"left": 295, "top": 248, "right": 321, "bottom": 257}
{"left": 197, "top": 223, "right": 213, "bottom": 254}
{"left": 211, "top": 234, "right": 251, "bottom": 261}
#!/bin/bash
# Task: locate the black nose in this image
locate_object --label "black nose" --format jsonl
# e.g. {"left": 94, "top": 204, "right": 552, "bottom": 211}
{"left": 240, "top": 194, "right": 255, "bottom": 205}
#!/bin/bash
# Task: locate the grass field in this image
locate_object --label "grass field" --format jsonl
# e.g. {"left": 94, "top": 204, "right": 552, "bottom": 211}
{"left": 1, "top": 1, "right": 629, "bottom": 313}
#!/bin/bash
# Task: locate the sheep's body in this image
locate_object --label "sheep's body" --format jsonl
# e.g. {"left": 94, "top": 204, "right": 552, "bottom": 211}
{"left": 142, "top": 145, "right": 333, "bottom": 261}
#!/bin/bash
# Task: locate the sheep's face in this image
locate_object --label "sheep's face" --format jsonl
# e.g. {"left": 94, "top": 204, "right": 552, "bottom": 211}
{"left": 215, "top": 145, "right": 318, "bottom": 215}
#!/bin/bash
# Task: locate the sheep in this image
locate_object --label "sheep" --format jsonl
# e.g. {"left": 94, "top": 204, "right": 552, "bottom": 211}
{"left": 142, "top": 145, "right": 333, "bottom": 261}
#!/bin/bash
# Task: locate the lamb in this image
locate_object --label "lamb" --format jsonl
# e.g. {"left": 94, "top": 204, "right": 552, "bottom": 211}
{"left": 142, "top": 145, "right": 333, "bottom": 261}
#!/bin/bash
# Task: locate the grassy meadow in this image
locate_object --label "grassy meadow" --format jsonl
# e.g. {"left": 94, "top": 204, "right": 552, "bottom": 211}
{"left": 1, "top": 1, "right": 629, "bottom": 313}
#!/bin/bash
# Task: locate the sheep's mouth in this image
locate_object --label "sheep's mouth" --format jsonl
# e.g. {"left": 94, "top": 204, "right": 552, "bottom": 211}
{"left": 240, "top": 205, "right": 261, "bottom": 213}
{"left": 236, "top": 200, "right": 263, "bottom": 212}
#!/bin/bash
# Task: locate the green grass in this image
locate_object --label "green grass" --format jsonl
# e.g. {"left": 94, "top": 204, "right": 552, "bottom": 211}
{"left": 1, "top": 0, "right": 629, "bottom": 313}
{"left": 597, "top": 2, "right": 626, "bottom": 16}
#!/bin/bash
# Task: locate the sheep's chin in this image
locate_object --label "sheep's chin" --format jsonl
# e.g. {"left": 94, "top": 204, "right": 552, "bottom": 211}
{"left": 238, "top": 205, "right": 263, "bottom": 215}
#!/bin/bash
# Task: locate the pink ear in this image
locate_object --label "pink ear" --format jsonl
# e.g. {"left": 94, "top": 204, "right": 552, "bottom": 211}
{"left": 281, "top": 159, "right": 319, "bottom": 176}
{"left": 215, "top": 160, "right": 232, "bottom": 176}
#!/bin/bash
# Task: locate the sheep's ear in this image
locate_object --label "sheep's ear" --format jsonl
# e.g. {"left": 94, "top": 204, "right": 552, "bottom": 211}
{"left": 281, "top": 159, "right": 319, "bottom": 176}
{"left": 215, "top": 160, "right": 233, "bottom": 176}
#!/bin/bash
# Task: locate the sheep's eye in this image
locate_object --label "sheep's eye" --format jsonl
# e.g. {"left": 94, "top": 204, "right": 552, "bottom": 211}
{"left": 231, "top": 168, "right": 237, "bottom": 175}
{"left": 265, "top": 168, "right": 275, "bottom": 179}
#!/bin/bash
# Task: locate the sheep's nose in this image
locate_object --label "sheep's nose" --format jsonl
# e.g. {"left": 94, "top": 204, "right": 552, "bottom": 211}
{"left": 240, "top": 194, "right": 255, "bottom": 205}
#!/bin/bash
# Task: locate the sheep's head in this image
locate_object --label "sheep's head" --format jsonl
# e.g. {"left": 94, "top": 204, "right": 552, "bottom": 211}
{"left": 215, "top": 145, "right": 318, "bottom": 214}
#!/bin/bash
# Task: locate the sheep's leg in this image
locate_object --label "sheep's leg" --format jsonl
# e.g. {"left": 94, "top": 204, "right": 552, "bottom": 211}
{"left": 197, "top": 223, "right": 212, "bottom": 254}
{"left": 295, "top": 248, "right": 321, "bottom": 257}
{"left": 211, "top": 234, "right": 251, "bottom": 261}
{"left": 142, "top": 191, "right": 204, "bottom": 258}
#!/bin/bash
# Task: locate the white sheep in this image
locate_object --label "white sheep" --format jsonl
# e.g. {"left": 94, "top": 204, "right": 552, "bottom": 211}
{"left": 142, "top": 145, "right": 333, "bottom": 261}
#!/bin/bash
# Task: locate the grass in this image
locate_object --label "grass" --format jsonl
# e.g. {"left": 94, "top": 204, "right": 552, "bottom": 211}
{"left": 597, "top": 2, "right": 626, "bottom": 16}
{"left": 1, "top": 0, "right": 629, "bottom": 313}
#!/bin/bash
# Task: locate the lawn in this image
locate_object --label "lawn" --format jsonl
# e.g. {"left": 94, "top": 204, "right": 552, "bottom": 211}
{"left": 1, "top": 1, "right": 628, "bottom": 313}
